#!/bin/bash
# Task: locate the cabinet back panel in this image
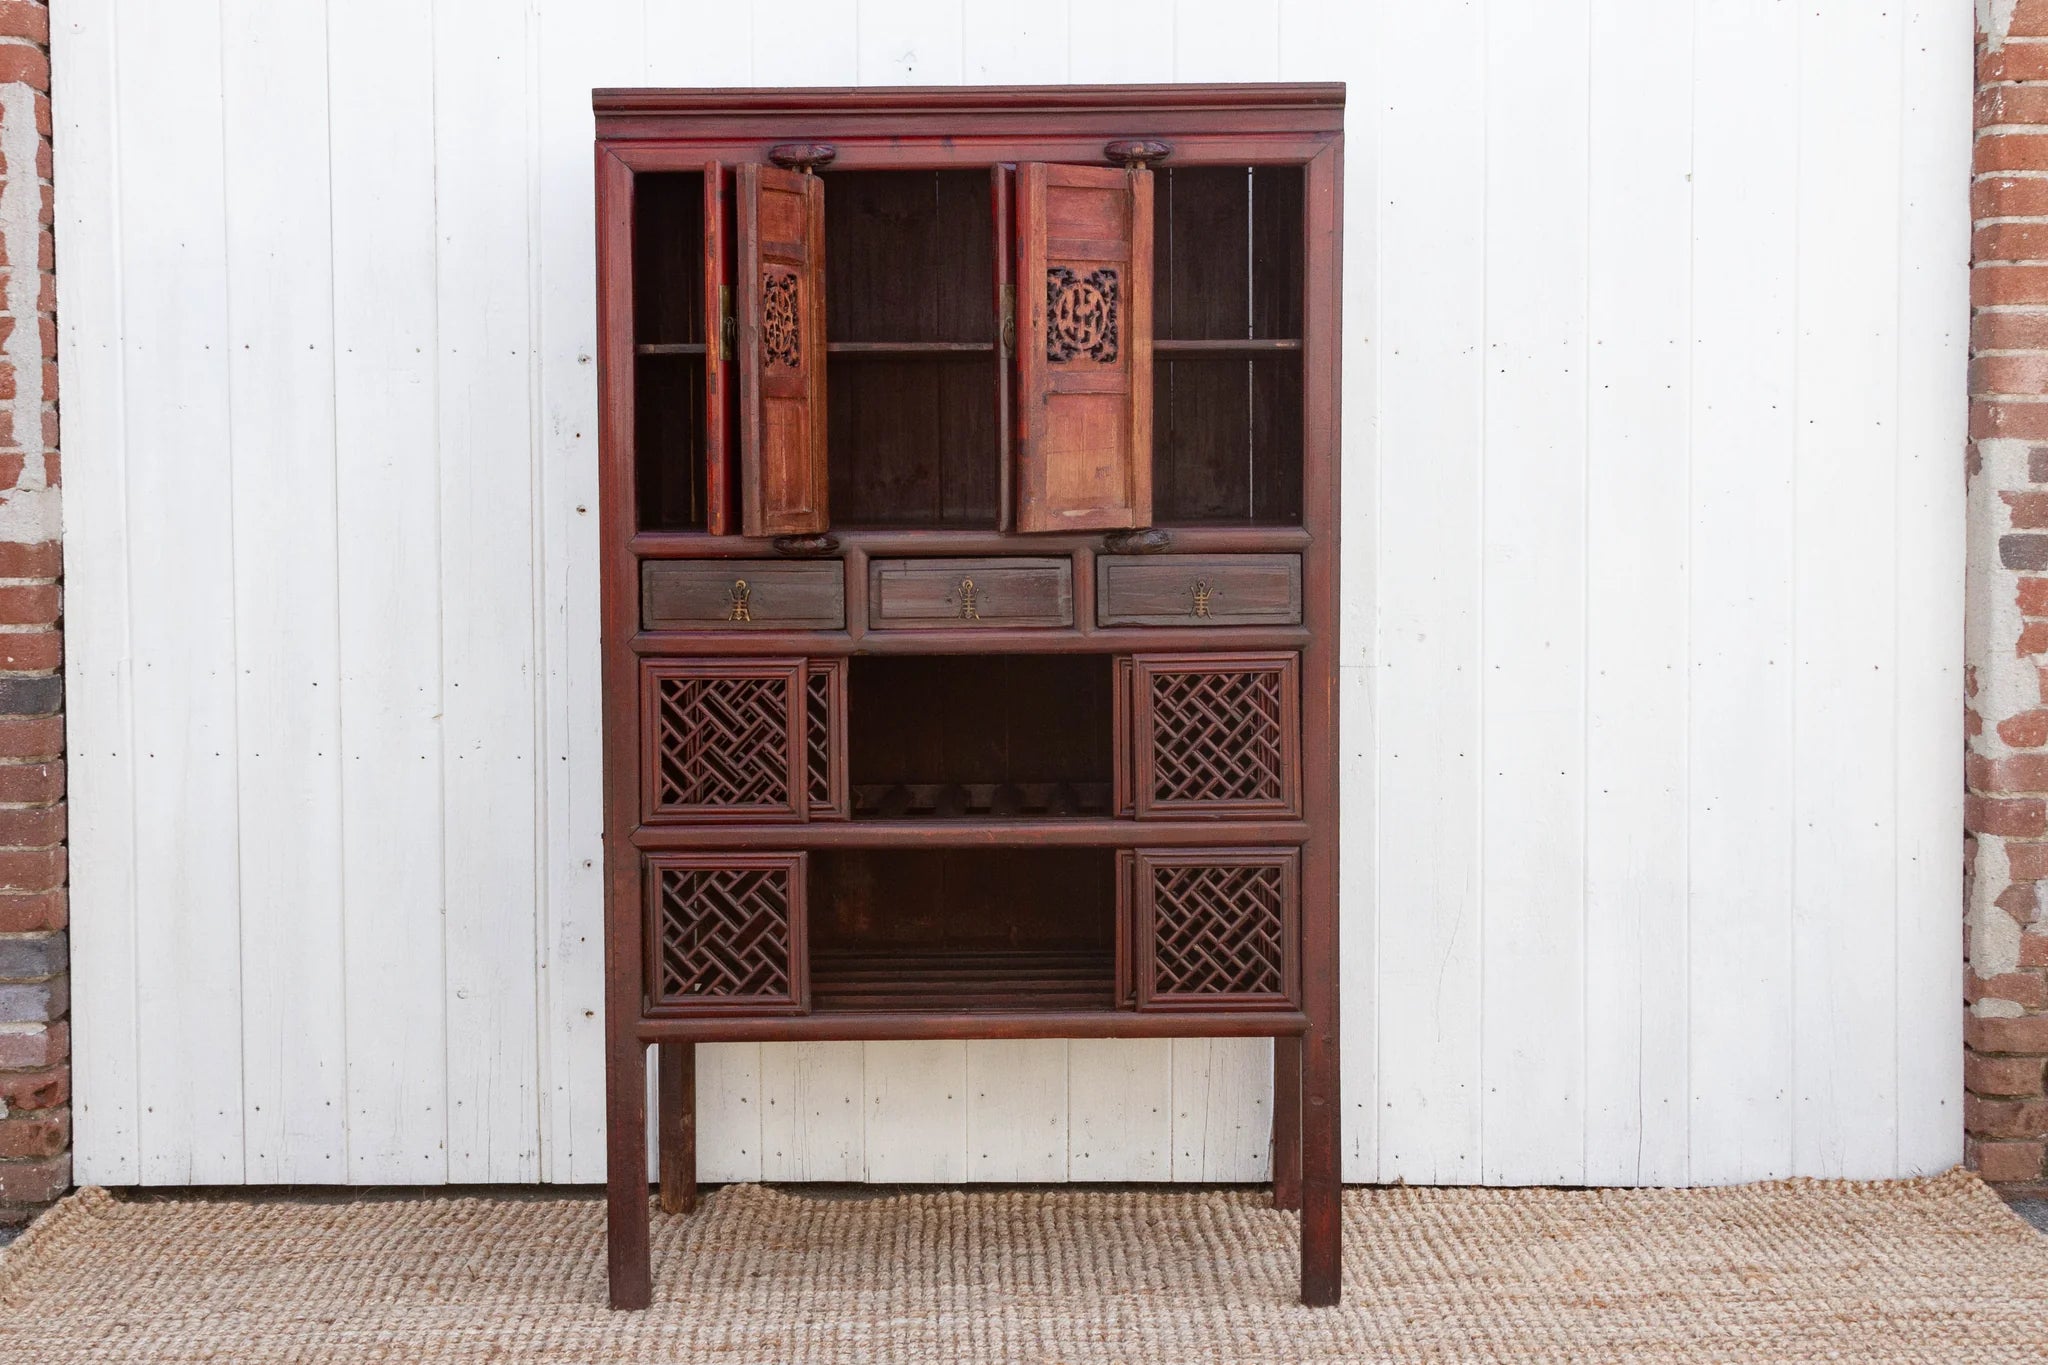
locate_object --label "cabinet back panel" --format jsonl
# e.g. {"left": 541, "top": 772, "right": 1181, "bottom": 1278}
{"left": 846, "top": 654, "right": 1112, "bottom": 791}
{"left": 809, "top": 848, "right": 1116, "bottom": 954}
{"left": 633, "top": 172, "right": 710, "bottom": 531}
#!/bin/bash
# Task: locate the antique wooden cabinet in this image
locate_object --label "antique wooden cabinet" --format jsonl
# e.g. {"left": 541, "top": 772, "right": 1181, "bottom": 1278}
{"left": 594, "top": 83, "right": 1344, "bottom": 1310}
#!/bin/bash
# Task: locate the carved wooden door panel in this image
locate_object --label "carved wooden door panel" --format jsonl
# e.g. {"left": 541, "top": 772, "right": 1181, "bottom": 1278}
{"left": 1013, "top": 162, "right": 1153, "bottom": 533}
{"left": 737, "top": 163, "right": 828, "bottom": 536}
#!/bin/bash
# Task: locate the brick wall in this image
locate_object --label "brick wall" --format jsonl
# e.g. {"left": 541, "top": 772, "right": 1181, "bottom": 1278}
{"left": 0, "top": 0, "right": 64, "bottom": 1222}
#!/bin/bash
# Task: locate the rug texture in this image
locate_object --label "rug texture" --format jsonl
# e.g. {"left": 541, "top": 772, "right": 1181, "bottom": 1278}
{"left": 1, "top": 1172, "right": 2045, "bottom": 1363}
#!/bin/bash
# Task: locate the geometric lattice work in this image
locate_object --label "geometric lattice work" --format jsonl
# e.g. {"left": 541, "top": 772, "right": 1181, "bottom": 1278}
{"left": 1141, "top": 656, "right": 1296, "bottom": 814}
{"left": 1151, "top": 861, "right": 1286, "bottom": 996}
{"left": 650, "top": 855, "right": 805, "bottom": 1011}
{"left": 1133, "top": 848, "right": 1298, "bottom": 1011}
{"left": 648, "top": 663, "right": 799, "bottom": 819}
{"left": 805, "top": 659, "right": 847, "bottom": 819}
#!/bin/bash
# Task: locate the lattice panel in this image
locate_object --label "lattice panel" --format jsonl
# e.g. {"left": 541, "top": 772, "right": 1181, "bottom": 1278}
{"left": 805, "top": 659, "right": 847, "bottom": 820}
{"left": 649, "top": 854, "right": 806, "bottom": 1012}
{"left": 1134, "top": 849, "right": 1298, "bottom": 1010}
{"left": 644, "top": 660, "right": 803, "bottom": 821}
{"left": 1135, "top": 655, "right": 1299, "bottom": 817}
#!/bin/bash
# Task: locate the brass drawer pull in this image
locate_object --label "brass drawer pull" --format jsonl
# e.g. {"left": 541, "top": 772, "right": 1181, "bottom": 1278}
{"left": 958, "top": 578, "right": 979, "bottom": 620}
{"left": 1191, "top": 580, "right": 1213, "bottom": 618}
{"left": 726, "top": 579, "right": 752, "bottom": 622}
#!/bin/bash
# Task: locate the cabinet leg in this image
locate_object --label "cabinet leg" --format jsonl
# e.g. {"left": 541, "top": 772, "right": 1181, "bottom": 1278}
{"left": 1272, "top": 1035, "right": 1302, "bottom": 1211}
{"left": 607, "top": 1039, "right": 652, "bottom": 1310}
{"left": 1298, "top": 1022, "right": 1342, "bottom": 1306}
{"left": 658, "top": 1041, "right": 697, "bottom": 1215}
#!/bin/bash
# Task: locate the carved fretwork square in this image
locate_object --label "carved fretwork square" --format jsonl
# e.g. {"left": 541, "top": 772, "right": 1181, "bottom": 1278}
{"left": 805, "top": 660, "right": 846, "bottom": 819}
{"left": 1149, "top": 860, "right": 1288, "bottom": 999}
{"left": 653, "top": 860, "right": 798, "bottom": 1007}
{"left": 653, "top": 670, "right": 794, "bottom": 815}
{"left": 1147, "top": 665, "right": 1287, "bottom": 808}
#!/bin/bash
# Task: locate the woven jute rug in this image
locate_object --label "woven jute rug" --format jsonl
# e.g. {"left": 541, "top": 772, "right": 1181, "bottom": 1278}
{"left": 1, "top": 1172, "right": 2045, "bottom": 1363}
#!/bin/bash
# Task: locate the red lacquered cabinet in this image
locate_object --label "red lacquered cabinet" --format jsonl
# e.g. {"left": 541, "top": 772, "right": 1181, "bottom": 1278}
{"left": 595, "top": 83, "right": 1345, "bottom": 1309}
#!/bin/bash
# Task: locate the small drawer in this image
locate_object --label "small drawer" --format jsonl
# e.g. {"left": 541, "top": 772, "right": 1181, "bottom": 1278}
{"left": 641, "top": 559, "right": 845, "bottom": 631}
{"left": 867, "top": 557, "right": 1074, "bottom": 629}
{"left": 1096, "top": 553, "right": 1301, "bottom": 627}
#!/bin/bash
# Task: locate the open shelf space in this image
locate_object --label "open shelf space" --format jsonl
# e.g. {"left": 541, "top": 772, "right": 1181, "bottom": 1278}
{"left": 846, "top": 654, "right": 1113, "bottom": 820}
{"left": 825, "top": 169, "right": 1001, "bottom": 529}
{"left": 634, "top": 170, "right": 716, "bottom": 532}
{"left": 1152, "top": 164, "right": 1305, "bottom": 527}
{"left": 808, "top": 847, "right": 1117, "bottom": 1013}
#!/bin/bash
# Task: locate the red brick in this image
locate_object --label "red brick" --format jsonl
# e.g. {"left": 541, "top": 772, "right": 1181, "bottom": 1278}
{"left": 1981, "top": 81, "right": 2048, "bottom": 126}
{"left": 0, "top": 583, "right": 58, "bottom": 627}
{"left": 1979, "top": 221, "right": 2048, "bottom": 263}
{"left": 2025, "top": 932, "right": 2048, "bottom": 968}
{"left": 1978, "top": 353, "right": 2048, "bottom": 395}
{"left": 1982, "top": 753, "right": 2048, "bottom": 793}
{"left": 1974, "top": 175, "right": 2048, "bottom": 219}
{"left": 1977, "top": 311, "right": 2048, "bottom": 353}
{"left": 1970, "top": 1050, "right": 2048, "bottom": 1096}
{"left": 0, "top": 845, "right": 62, "bottom": 892}
{"left": 0, "top": 1065, "right": 65, "bottom": 1111}
{"left": 1980, "top": 132, "right": 2048, "bottom": 175}
{"left": 1968, "top": 1094, "right": 2048, "bottom": 1138}
{"left": 0, "top": 540, "right": 58, "bottom": 580}
{"left": 0, "top": 1111, "right": 66, "bottom": 1160}
{"left": 1975, "top": 399, "right": 2048, "bottom": 440}
{"left": 2009, "top": 491, "right": 2048, "bottom": 531}
{"left": 2009, "top": 0, "right": 2048, "bottom": 38}
{"left": 1974, "top": 793, "right": 2048, "bottom": 836}
{"left": 0, "top": 1020, "right": 64, "bottom": 1069}
{"left": 0, "top": 890, "right": 64, "bottom": 933}
{"left": 2022, "top": 621, "right": 2048, "bottom": 656}
{"left": 0, "top": 715, "right": 62, "bottom": 761}
{"left": 1973, "top": 970, "right": 2048, "bottom": 1009}
{"left": 0, "top": 630, "right": 61, "bottom": 672}
{"left": 1975, "top": 1137, "right": 2048, "bottom": 1182}
{"left": 0, "top": 3, "right": 48, "bottom": 45}
{"left": 0, "top": 804, "right": 63, "bottom": 849}
{"left": 0, "top": 41, "right": 48, "bottom": 92}
{"left": 1999, "top": 708, "right": 2048, "bottom": 746}
{"left": 1970, "top": 1012, "right": 2048, "bottom": 1054}
{"left": 1975, "top": 263, "right": 2048, "bottom": 305}
{"left": 0, "top": 1155, "right": 68, "bottom": 1205}
{"left": 1981, "top": 42, "right": 2048, "bottom": 83}
{"left": 0, "top": 763, "right": 62, "bottom": 805}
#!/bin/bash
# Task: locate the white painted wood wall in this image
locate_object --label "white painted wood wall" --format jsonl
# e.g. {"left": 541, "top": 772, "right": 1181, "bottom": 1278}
{"left": 54, "top": 0, "right": 1972, "bottom": 1189}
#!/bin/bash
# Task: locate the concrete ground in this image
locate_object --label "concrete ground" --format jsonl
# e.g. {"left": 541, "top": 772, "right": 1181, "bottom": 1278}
{"left": 2013, "top": 1199, "right": 2048, "bottom": 1234}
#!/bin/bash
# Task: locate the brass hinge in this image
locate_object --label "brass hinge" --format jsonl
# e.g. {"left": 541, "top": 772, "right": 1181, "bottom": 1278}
{"left": 719, "top": 285, "right": 735, "bottom": 361}
{"left": 999, "top": 284, "right": 1015, "bottom": 358}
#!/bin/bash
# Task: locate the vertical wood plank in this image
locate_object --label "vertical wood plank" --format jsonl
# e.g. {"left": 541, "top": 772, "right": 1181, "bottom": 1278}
{"left": 52, "top": 0, "right": 139, "bottom": 1184}
{"left": 1687, "top": 0, "right": 1799, "bottom": 1185}
{"left": 1371, "top": 0, "right": 1485, "bottom": 1187}
{"left": 962, "top": 6, "right": 1068, "bottom": 84}
{"left": 532, "top": 0, "right": 644, "bottom": 1185}
{"left": 1068, "top": 1038, "right": 1172, "bottom": 1180}
{"left": 1892, "top": 0, "right": 1971, "bottom": 1177}
{"left": 433, "top": 0, "right": 541, "bottom": 1182}
{"left": 1791, "top": 0, "right": 1904, "bottom": 1180}
{"left": 857, "top": 0, "right": 965, "bottom": 83}
{"left": 1170, "top": 1039, "right": 1273, "bottom": 1180}
{"left": 761, "top": 1042, "right": 864, "bottom": 1181}
{"left": 1480, "top": 0, "right": 1591, "bottom": 1187}
{"left": 1069, "top": 0, "right": 1174, "bottom": 83}
{"left": 1581, "top": 0, "right": 1693, "bottom": 1187}
{"left": 644, "top": 3, "right": 752, "bottom": 85}
{"left": 966, "top": 1040, "right": 1068, "bottom": 1181}
{"left": 696, "top": 1042, "right": 765, "bottom": 1182}
{"left": 330, "top": 0, "right": 446, "bottom": 1189}
{"left": 863, "top": 1040, "right": 967, "bottom": 1182}
{"left": 119, "top": 0, "right": 245, "bottom": 1185}
{"left": 750, "top": 0, "right": 859, "bottom": 86}
{"left": 1173, "top": 0, "right": 1279, "bottom": 81}
{"left": 219, "top": 0, "right": 347, "bottom": 1187}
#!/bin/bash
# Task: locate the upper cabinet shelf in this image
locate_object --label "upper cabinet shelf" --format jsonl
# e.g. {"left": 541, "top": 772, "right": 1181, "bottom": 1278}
{"left": 621, "top": 144, "right": 1311, "bottom": 538}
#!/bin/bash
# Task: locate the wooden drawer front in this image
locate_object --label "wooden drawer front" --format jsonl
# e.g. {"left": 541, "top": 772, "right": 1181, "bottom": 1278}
{"left": 1097, "top": 554, "right": 1302, "bottom": 627}
{"left": 646, "top": 852, "right": 808, "bottom": 1015}
{"left": 1127, "top": 652, "right": 1301, "bottom": 818}
{"left": 641, "top": 559, "right": 845, "bottom": 630}
{"left": 642, "top": 659, "right": 807, "bottom": 822}
{"left": 868, "top": 557, "right": 1074, "bottom": 629}
{"left": 1127, "top": 847, "right": 1299, "bottom": 1012}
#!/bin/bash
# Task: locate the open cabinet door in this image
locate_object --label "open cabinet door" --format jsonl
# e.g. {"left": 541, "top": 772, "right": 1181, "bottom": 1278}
{"left": 704, "top": 161, "right": 736, "bottom": 535}
{"left": 737, "top": 163, "right": 828, "bottom": 537}
{"left": 1014, "top": 162, "right": 1153, "bottom": 533}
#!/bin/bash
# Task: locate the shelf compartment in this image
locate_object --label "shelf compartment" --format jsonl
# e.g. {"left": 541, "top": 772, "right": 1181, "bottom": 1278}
{"left": 810, "top": 947, "right": 1114, "bottom": 1013}
{"left": 808, "top": 847, "right": 1115, "bottom": 1015}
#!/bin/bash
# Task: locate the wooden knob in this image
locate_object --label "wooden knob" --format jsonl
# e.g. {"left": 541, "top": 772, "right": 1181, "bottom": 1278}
{"left": 768, "top": 142, "right": 837, "bottom": 172}
{"left": 1105, "top": 139, "right": 1171, "bottom": 169}
{"left": 771, "top": 533, "right": 839, "bottom": 557}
